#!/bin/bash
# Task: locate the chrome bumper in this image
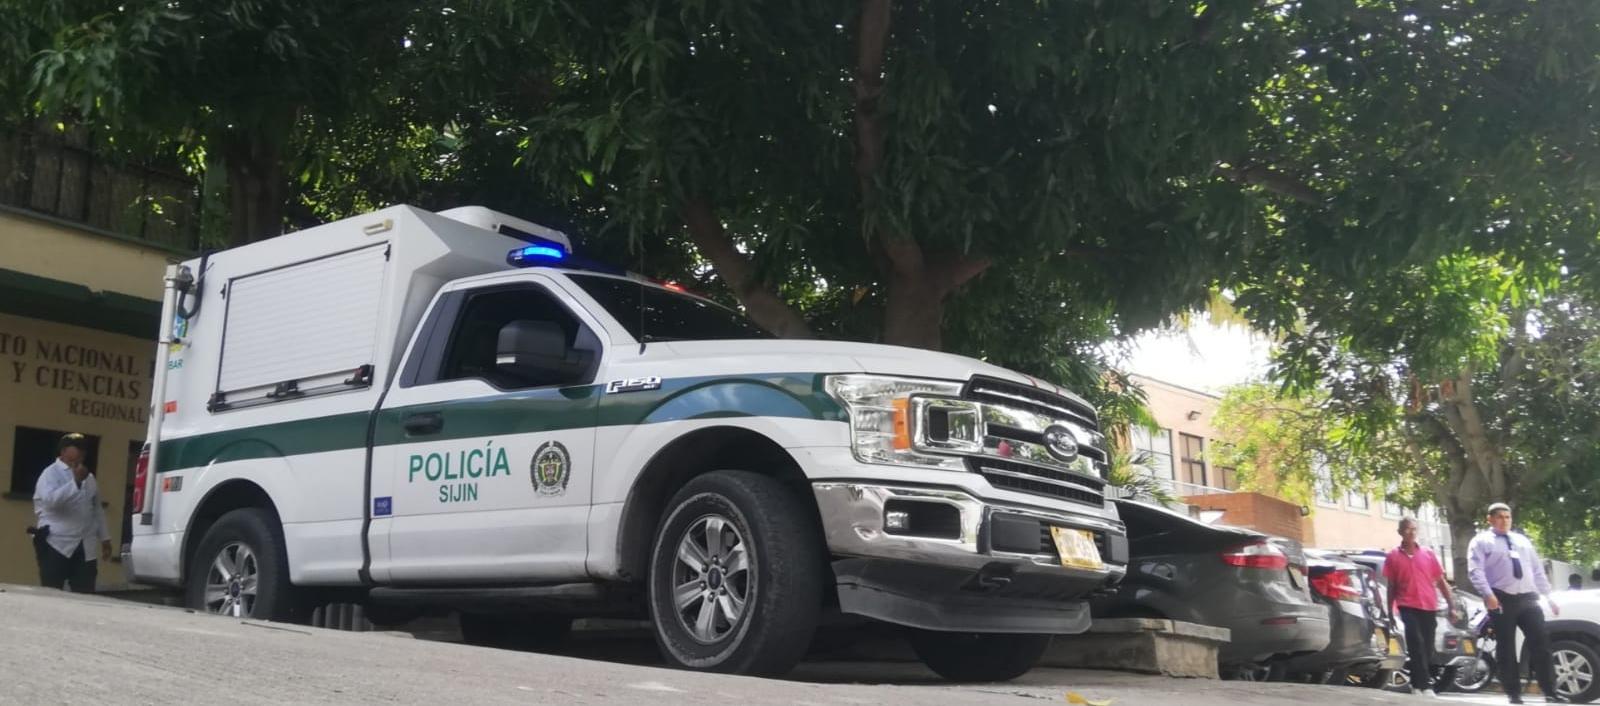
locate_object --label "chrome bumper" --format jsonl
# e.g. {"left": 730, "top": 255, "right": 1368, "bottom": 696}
{"left": 812, "top": 482, "right": 1127, "bottom": 580}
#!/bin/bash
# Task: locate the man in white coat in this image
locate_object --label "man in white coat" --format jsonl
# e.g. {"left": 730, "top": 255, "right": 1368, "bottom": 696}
{"left": 31, "top": 433, "right": 111, "bottom": 593}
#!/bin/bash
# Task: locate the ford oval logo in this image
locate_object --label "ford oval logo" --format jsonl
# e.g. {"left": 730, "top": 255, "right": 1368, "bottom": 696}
{"left": 1042, "top": 425, "right": 1079, "bottom": 462}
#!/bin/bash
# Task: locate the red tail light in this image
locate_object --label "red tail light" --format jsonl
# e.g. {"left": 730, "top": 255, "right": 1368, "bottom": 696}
{"left": 1221, "top": 540, "right": 1290, "bottom": 570}
{"left": 131, "top": 445, "right": 150, "bottom": 514}
{"left": 1310, "top": 569, "right": 1364, "bottom": 602}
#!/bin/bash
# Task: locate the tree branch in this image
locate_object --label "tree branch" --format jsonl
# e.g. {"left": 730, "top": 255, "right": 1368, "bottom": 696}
{"left": 853, "top": 0, "right": 891, "bottom": 231}
{"left": 1218, "top": 161, "right": 1322, "bottom": 206}
{"left": 1494, "top": 309, "right": 1530, "bottom": 444}
{"left": 929, "top": 253, "right": 992, "bottom": 294}
{"left": 680, "top": 197, "right": 814, "bottom": 339}
{"left": 1436, "top": 368, "right": 1508, "bottom": 500}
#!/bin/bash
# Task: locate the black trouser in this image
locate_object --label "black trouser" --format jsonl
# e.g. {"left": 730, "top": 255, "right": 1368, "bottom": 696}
{"left": 1493, "top": 590, "right": 1557, "bottom": 699}
{"left": 34, "top": 536, "right": 97, "bottom": 594}
{"left": 1400, "top": 606, "right": 1438, "bottom": 690}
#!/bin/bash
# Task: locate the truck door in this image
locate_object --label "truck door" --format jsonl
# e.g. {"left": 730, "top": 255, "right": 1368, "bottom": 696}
{"left": 368, "top": 278, "right": 604, "bottom": 582}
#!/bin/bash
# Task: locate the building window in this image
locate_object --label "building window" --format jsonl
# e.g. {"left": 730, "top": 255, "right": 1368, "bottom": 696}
{"left": 1129, "top": 426, "right": 1175, "bottom": 479}
{"left": 1347, "top": 490, "right": 1370, "bottom": 510}
{"left": 1180, "top": 433, "right": 1207, "bottom": 487}
{"left": 1382, "top": 486, "right": 1403, "bottom": 519}
{"left": 8, "top": 427, "right": 101, "bottom": 498}
{"left": 1216, "top": 466, "right": 1239, "bottom": 491}
{"left": 1314, "top": 460, "right": 1338, "bottom": 507}
{"left": 1212, "top": 441, "right": 1239, "bottom": 491}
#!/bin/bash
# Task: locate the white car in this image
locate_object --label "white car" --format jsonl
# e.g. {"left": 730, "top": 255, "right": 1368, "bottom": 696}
{"left": 1458, "top": 588, "right": 1599, "bottom": 702}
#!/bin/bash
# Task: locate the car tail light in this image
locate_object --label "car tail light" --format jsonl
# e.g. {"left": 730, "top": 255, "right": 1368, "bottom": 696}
{"left": 1444, "top": 635, "right": 1460, "bottom": 650}
{"left": 1310, "top": 569, "right": 1363, "bottom": 602}
{"left": 1221, "top": 540, "right": 1289, "bottom": 570}
{"left": 131, "top": 445, "right": 150, "bottom": 514}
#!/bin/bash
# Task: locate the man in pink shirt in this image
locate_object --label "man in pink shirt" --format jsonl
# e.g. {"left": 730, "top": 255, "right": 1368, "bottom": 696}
{"left": 1384, "top": 516, "right": 1456, "bottom": 696}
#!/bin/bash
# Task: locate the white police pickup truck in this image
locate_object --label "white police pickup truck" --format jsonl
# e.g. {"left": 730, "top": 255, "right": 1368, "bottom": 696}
{"left": 128, "top": 205, "right": 1128, "bottom": 679}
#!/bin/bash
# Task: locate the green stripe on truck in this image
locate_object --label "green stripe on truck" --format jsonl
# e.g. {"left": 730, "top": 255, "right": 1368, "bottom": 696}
{"left": 156, "top": 373, "right": 844, "bottom": 473}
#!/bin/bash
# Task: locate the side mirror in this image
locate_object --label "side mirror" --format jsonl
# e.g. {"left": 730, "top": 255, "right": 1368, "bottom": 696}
{"left": 495, "top": 320, "right": 588, "bottom": 383}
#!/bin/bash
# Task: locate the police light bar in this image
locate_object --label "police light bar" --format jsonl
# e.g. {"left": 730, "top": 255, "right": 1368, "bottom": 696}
{"left": 507, "top": 243, "right": 568, "bottom": 266}
{"left": 506, "top": 241, "right": 628, "bottom": 276}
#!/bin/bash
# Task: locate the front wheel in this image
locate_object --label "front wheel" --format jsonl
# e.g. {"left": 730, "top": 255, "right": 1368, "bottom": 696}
{"left": 647, "top": 470, "right": 825, "bottom": 676}
{"left": 910, "top": 631, "right": 1051, "bottom": 682}
{"left": 185, "top": 508, "right": 300, "bottom": 621}
{"left": 1551, "top": 638, "right": 1600, "bottom": 703}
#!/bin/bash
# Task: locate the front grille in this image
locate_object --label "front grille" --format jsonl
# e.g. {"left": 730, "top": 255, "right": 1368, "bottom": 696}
{"left": 986, "top": 422, "right": 1107, "bottom": 465}
{"left": 966, "top": 376, "right": 1098, "bottom": 429}
{"left": 977, "top": 458, "right": 1104, "bottom": 507}
{"left": 961, "top": 375, "right": 1109, "bottom": 504}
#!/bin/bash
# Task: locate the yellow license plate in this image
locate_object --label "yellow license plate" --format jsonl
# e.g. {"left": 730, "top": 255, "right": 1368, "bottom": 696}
{"left": 1463, "top": 640, "right": 1474, "bottom": 655}
{"left": 1049, "top": 526, "right": 1104, "bottom": 570}
{"left": 1389, "top": 637, "right": 1402, "bottom": 654}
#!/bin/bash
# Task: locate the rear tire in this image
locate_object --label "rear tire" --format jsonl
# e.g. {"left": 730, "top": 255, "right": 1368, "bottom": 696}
{"left": 458, "top": 612, "right": 572, "bottom": 651}
{"left": 185, "top": 508, "right": 300, "bottom": 621}
{"left": 910, "top": 631, "right": 1051, "bottom": 682}
{"left": 647, "top": 470, "right": 825, "bottom": 676}
{"left": 1453, "top": 655, "right": 1495, "bottom": 693}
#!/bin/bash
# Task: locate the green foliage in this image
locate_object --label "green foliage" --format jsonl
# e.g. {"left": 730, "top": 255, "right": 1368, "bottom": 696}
{"left": 1219, "top": 286, "right": 1600, "bottom": 563}
{"left": 513, "top": 0, "right": 1272, "bottom": 349}
{"left": 9, "top": 0, "right": 1600, "bottom": 427}
{"left": 1106, "top": 446, "right": 1179, "bottom": 508}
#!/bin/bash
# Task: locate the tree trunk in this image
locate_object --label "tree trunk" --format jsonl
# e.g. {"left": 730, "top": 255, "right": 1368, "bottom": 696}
{"left": 882, "top": 272, "right": 944, "bottom": 349}
{"left": 221, "top": 132, "right": 287, "bottom": 247}
{"left": 1448, "top": 513, "right": 1478, "bottom": 588}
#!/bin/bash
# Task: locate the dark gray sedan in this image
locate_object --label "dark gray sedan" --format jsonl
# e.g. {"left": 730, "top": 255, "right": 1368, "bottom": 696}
{"left": 1091, "top": 499, "right": 1331, "bottom": 677}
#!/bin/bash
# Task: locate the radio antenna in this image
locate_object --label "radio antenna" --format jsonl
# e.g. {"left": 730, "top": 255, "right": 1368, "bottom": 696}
{"left": 637, "top": 232, "right": 647, "bottom": 354}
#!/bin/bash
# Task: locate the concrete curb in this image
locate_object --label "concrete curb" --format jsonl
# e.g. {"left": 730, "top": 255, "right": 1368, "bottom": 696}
{"left": 1041, "top": 618, "right": 1231, "bottom": 679}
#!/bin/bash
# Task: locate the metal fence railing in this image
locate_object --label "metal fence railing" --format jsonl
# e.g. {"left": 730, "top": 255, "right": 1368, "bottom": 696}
{"left": 0, "top": 128, "right": 200, "bottom": 252}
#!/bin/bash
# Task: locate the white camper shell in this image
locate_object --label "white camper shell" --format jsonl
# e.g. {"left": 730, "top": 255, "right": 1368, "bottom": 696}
{"left": 131, "top": 205, "right": 1128, "bottom": 681}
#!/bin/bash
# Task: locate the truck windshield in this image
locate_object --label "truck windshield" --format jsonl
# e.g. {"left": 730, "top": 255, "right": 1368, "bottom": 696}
{"left": 568, "top": 274, "right": 774, "bottom": 342}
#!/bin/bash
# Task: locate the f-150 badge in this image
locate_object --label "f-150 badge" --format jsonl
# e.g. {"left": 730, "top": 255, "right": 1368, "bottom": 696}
{"left": 606, "top": 376, "right": 662, "bottom": 394}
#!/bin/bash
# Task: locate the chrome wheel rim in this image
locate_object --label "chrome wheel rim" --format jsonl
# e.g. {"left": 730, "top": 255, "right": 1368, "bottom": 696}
{"left": 1455, "top": 657, "right": 1493, "bottom": 691}
{"left": 1554, "top": 648, "right": 1594, "bottom": 697}
{"left": 204, "top": 542, "right": 259, "bottom": 618}
{"left": 1390, "top": 668, "right": 1411, "bottom": 689}
{"left": 671, "top": 514, "right": 750, "bottom": 644}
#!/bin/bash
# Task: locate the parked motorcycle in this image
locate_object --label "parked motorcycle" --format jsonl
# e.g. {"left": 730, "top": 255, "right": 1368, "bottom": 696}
{"left": 1454, "top": 599, "right": 1498, "bottom": 693}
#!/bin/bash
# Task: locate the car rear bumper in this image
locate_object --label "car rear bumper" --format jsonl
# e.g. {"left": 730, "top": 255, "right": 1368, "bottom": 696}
{"left": 1281, "top": 603, "right": 1391, "bottom": 672}
{"left": 1220, "top": 613, "right": 1333, "bottom": 665}
{"left": 814, "top": 482, "right": 1128, "bottom": 634}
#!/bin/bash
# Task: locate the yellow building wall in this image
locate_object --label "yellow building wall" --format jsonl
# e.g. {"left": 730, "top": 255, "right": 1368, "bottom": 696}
{"left": 0, "top": 311, "right": 155, "bottom": 588}
{"left": 0, "top": 209, "right": 173, "bottom": 298}
{"left": 0, "top": 209, "right": 170, "bottom": 589}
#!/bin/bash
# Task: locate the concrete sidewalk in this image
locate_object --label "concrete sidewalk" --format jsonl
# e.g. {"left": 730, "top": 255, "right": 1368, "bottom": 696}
{"left": 1, "top": 584, "right": 1429, "bottom": 705}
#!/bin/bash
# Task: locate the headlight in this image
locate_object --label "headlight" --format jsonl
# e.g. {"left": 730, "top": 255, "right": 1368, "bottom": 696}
{"left": 824, "top": 374, "right": 974, "bottom": 470}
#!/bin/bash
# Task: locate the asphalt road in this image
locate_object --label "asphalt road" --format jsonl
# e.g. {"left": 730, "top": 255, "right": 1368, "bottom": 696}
{"left": 0, "top": 584, "right": 1512, "bottom": 705}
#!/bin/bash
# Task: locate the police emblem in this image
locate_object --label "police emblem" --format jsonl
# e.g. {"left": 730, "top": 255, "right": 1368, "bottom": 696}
{"left": 532, "top": 441, "right": 571, "bottom": 496}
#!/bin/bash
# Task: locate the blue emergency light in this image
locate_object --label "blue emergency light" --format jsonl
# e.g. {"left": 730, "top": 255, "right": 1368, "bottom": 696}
{"left": 505, "top": 239, "right": 629, "bottom": 276}
{"left": 507, "top": 243, "right": 568, "bottom": 266}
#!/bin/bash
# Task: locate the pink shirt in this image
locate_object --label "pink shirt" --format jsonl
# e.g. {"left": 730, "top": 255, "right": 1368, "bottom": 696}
{"left": 1384, "top": 545, "right": 1444, "bottom": 611}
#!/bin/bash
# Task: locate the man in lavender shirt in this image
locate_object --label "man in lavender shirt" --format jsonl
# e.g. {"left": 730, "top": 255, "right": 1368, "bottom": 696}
{"left": 1468, "top": 502, "right": 1566, "bottom": 704}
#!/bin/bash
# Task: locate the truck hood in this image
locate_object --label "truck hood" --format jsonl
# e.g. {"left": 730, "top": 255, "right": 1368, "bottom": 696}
{"left": 660, "top": 339, "right": 1091, "bottom": 408}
